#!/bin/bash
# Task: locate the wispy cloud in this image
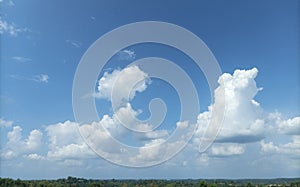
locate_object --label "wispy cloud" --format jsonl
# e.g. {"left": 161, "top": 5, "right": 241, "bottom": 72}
{"left": 66, "top": 39, "right": 81, "bottom": 48}
{"left": 7, "top": 0, "right": 14, "bottom": 6}
{"left": 9, "top": 74, "right": 26, "bottom": 80}
{"left": 10, "top": 74, "right": 50, "bottom": 83}
{"left": 118, "top": 49, "right": 136, "bottom": 61}
{"left": 1, "top": 126, "right": 43, "bottom": 159}
{"left": 0, "top": 95, "right": 15, "bottom": 104}
{"left": 0, "top": 0, "right": 15, "bottom": 6}
{"left": 11, "top": 56, "right": 32, "bottom": 63}
{"left": 0, "top": 118, "right": 13, "bottom": 128}
{"left": 0, "top": 17, "right": 30, "bottom": 36}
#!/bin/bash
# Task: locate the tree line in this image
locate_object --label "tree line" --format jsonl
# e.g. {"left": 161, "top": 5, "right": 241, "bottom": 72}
{"left": 0, "top": 176, "right": 299, "bottom": 187}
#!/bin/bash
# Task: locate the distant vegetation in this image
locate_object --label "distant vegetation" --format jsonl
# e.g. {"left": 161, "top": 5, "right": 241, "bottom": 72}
{"left": 0, "top": 176, "right": 299, "bottom": 187}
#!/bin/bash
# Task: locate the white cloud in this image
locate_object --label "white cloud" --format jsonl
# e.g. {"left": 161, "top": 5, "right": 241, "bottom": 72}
{"left": 96, "top": 65, "right": 150, "bottom": 107}
{"left": 192, "top": 67, "right": 299, "bottom": 166}
{"left": 43, "top": 67, "right": 273, "bottom": 165}
{"left": 195, "top": 68, "right": 265, "bottom": 145}
{"left": 0, "top": 118, "right": 13, "bottom": 127}
{"left": 129, "top": 121, "right": 194, "bottom": 165}
{"left": 83, "top": 108, "right": 192, "bottom": 164}
{"left": 79, "top": 120, "right": 123, "bottom": 155}
{"left": 210, "top": 144, "right": 245, "bottom": 157}
{"left": 1, "top": 66, "right": 299, "bottom": 175}
{"left": 45, "top": 121, "right": 81, "bottom": 147}
{"left": 40, "top": 67, "right": 300, "bottom": 167}
{"left": 96, "top": 70, "right": 120, "bottom": 99}
{"left": 26, "top": 129, "right": 43, "bottom": 150}
{"left": 113, "top": 103, "right": 153, "bottom": 132}
{"left": 135, "top": 139, "right": 166, "bottom": 161}
{"left": 126, "top": 138, "right": 189, "bottom": 166}
{"left": 259, "top": 113, "right": 300, "bottom": 159}
{"left": 33, "top": 74, "right": 49, "bottom": 83}
{"left": 63, "top": 159, "right": 83, "bottom": 166}
{"left": 24, "top": 153, "right": 45, "bottom": 160}
{"left": 45, "top": 121, "right": 95, "bottom": 161}
{"left": 80, "top": 103, "right": 158, "bottom": 151}
{"left": 7, "top": 127, "right": 43, "bottom": 151}
{"left": 47, "top": 143, "right": 94, "bottom": 160}
{"left": 2, "top": 126, "right": 43, "bottom": 159}
{"left": 142, "top": 130, "right": 169, "bottom": 140}
{"left": 275, "top": 115, "right": 300, "bottom": 135}
{"left": 43, "top": 103, "right": 167, "bottom": 164}
{"left": 260, "top": 136, "right": 300, "bottom": 157}
{"left": 11, "top": 56, "right": 32, "bottom": 63}
{"left": 260, "top": 140, "right": 279, "bottom": 153}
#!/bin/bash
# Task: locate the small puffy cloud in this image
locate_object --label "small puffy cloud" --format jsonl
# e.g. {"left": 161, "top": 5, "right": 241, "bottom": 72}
{"left": 277, "top": 116, "right": 300, "bottom": 135}
{"left": 63, "top": 159, "right": 83, "bottom": 166}
{"left": 260, "top": 140, "right": 279, "bottom": 153}
{"left": 33, "top": 74, "right": 49, "bottom": 83}
{"left": 114, "top": 103, "right": 153, "bottom": 132}
{"left": 7, "top": 127, "right": 43, "bottom": 151}
{"left": 45, "top": 121, "right": 95, "bottom": 160}
{"left": 0, "top": 118, "right": 13, "bottom": 127}
{"left": 80, "top": 120, "right": 123, "bottom": 155}
{"left": 118, "top": 49, "right": 136, "bottom": 61}
{"left": 2, "top": 126, "right": 43, "bottom": 159}
{"left": 24, "top": 153, "right": 45, "bottom": 160}
{"left": 45, "top": 121, "right": 81, "bottom": 147}
{"left": 26, "top": 129, "right": 43, "bottom": 150}
{"left": 96, "top": 65, "right": 150, "bottom": 106}
{"left": 11, "top": 56, "right": 32, "bottom": 63}
{"left": 142, "top": 130, "right": 169, "bottom": 140}
{"left": 196, "top": 153, "right": 210, "bottom": 166}
{"left": 210, "top": 144, "right": 245, "bottom": 157}
{"left": 96, "top": 70, "right": 120, "bottom": 99}
{"left": 47, "top": 143, "right": 94, "bottom": 161}
{"left": 132, "top": 138, "right": 190, "bottom": 165}
{"left": 260, "top": 136, "right": 300, "bottom": 157}
{"left": 135, "top": 139, "right": 166, "bottom": 161}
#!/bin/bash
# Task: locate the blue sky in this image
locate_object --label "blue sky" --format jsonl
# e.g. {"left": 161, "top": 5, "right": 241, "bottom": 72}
{"left": 0, "top": 0, "right": 299, "bottom": 179}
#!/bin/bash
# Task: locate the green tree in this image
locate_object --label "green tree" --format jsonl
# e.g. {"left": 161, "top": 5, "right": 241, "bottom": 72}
{"left": 199, "top": 180, "right": 208, "bottom": 187}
